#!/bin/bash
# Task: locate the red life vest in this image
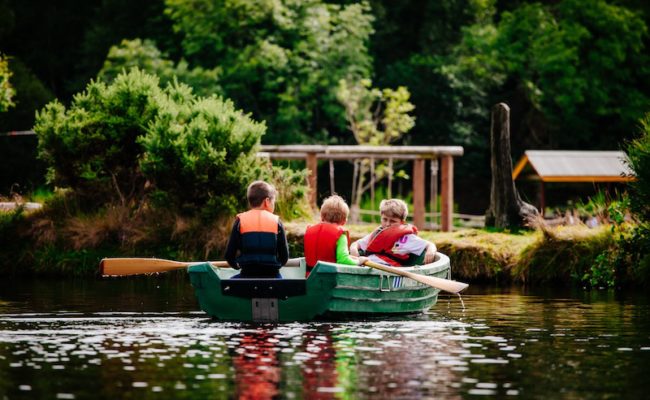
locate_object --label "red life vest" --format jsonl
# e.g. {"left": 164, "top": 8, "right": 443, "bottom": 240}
{"left": 365, "top": 224, "right": 418, "bottom": 266}
{"left": 304, "top": 222, "right": 350, "bottom": 273}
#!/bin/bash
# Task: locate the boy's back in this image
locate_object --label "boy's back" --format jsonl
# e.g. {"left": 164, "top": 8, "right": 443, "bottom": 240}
{"left": 303, "top": 195, "right": 365, "bottom": 276}
{"left": 225, "top": 181, "right": 289, "bottom": 278}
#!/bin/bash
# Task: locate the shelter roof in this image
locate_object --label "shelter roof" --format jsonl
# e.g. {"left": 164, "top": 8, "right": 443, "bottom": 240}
{"left": 512, "top": 150, "right": 634, "bottom": 182}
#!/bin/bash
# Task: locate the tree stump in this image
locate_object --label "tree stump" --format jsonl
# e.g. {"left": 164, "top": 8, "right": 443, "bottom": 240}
{"left": 485, "top": 103, "right": 539, "bottom": 229}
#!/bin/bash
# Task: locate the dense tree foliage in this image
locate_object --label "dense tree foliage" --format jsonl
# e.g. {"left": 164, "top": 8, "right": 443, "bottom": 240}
{"left": 443, "top": 0, "right": 649, "bottom": 153}
{"left": 0, "top": 58, "right": 53, "bottom": 129}
{"left": 98, "top": 39, "right": 221, "bottom": 97}
{"left": 336, "top": 79, "right": 415, "bottom": 146}
{"left": 0, "top": 0, "right": 648, "bottom": 212}
{"left": 163, "top": 0, "right": 375, "bottom": 143}
{"left": 336, "top": 78, "right": 416, "bottom": 213}
{"left": 0, "top": 0, "right": 174, "bottom": 131}
{"left": 2, "top": 0, "right": 646, "bottom": 147}
{"left": 369, "top": 0, "right": 496, "bottom": 151}
{"left": 0, "top": 54, "right": 13, "bottom": 112}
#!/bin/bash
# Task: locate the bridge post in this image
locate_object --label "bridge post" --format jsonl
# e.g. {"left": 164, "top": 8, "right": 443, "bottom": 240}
{"left": 412, "top": 159, "right": 425, "bottom": 229}
{"left": 306, "top": 152, "right": 318, "bottom": 209}
{"left": 441, "top": 155, "right": 454, "bottom": 232}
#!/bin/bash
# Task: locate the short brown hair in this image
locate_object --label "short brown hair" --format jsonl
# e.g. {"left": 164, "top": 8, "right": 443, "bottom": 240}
{"left": 247, "top": 181, "right": 277, "bottom": 207}
{"left": 379, "top": 198, "right": 408, "bottom": 220}
{"left": 320, "top": 195, "right": 349, "bottom": 224}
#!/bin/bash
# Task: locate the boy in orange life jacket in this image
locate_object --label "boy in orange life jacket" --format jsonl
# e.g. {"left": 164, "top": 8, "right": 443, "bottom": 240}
{"left": 225, "top": 181, "right": 289, "bottom": 278}
{"left": 350, "top": 198, "right": 437, "bottom": 266}
{"left": 303, "top": 195, "right": 368, "bottom": 276}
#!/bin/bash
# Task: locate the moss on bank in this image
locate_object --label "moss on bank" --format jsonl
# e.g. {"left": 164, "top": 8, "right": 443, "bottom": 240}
{"left": 421, "top": 225, "right": 620, "bottom": 285}
{"left": 0, "top": 207, "right": 636, "bottom": 286}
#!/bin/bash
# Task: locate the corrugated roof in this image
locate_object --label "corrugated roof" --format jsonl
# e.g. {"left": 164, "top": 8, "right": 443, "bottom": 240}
{"left": 512, "top": 150, "right": 635, "bottom": 182}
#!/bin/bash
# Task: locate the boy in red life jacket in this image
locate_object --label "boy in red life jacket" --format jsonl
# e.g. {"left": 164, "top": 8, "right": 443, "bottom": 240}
{"left": 350, "top": 198, "right": 437, "bottom": 266}
{"left": 225, "top": 181, "right": 289, "bottom": 278}
{"left": 303, "top": 195, "right": 368, "bottom": 276}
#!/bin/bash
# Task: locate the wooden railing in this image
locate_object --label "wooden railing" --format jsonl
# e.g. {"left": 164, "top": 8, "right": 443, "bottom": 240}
{"left": 260, "top": 145, "right": 464, "bottom": 231}
{"left": 357, "top": 209, "right": 484, "bottom": 230}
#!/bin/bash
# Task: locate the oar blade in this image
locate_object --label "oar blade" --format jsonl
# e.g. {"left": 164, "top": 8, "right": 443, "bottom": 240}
{"left": 413, "top": 274, "right": 468, "bottom": 294}
{"left": 100, "top": 258, "right": 189, "bottom": 276}
{"left": 100, "top": 257, "right": 302, "bottom": 277}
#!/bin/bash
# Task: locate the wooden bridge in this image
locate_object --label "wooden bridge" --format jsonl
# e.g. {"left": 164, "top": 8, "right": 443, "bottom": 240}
{"left": 260, "top": 145, "right": 464, "bottom": 231}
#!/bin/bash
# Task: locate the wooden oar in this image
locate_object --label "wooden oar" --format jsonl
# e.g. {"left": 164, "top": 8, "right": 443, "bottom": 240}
{"left": 363, "top": 260, "right": 468, "bottom": 294}
{"left": 100, "top": 257, "right": 301, "bottom": 277}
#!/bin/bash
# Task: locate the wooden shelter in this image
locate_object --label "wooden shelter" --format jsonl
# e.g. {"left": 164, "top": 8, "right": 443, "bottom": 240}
{"left": 260, "top": 145, "right": 464, "bottom": 231}
{"left": 512, "top": 150, "right": 635, "bottom": 211}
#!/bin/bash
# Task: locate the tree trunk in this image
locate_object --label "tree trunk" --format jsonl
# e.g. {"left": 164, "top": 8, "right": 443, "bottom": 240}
{"left": 485, "top": 103, "right": 539, "bottom": 229}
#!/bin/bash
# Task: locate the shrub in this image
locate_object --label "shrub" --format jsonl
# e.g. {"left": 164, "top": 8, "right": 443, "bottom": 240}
{"left": 98, "top": 39, "right": 222, "bottom": 97}
{"left": 619, "top": 113, "right": 650, "bottom": 285}
{"left": 260, "top": 164, "right": 311, "bottom": 221}
{"left": 624, "top": 224, "right": 650, "bottom": 285}
{"left": 583, "top": 113, "right": 650, "bottom": 288}
{"left": 34, "top": 68, "right": 309, "bottom": 223}
{"left": 140, "top": 90, "right": 265, "bottom": 219}
{"left": 34, "top": 69, "right": 164, "bottom": 207}
{"left": 517, "top": 224, "right": 617, "bottom": 285}
{"left": 626, "top": 112, "right": 650, "bottom": 222}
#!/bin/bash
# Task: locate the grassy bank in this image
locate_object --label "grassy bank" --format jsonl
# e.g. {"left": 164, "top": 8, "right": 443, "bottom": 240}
{"left": 0, "top": 205, "right": 636, "bottom": 287}
{"left": 425, "top": 226, "right": 619, "bottom": 285}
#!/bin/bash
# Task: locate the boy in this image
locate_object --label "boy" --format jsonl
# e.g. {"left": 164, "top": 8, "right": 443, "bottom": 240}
{"left": 225, "top": 181, "right": 289, "bottom": 278}
{"left": 303, "top": 195, "right": 367, "bottom": 276}
{"left": 350, "top": 198, "right": 437, "bottom": 266}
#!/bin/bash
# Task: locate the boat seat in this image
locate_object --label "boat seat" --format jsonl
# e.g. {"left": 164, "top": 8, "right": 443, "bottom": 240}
{"left": 221, "top": 279, "right": 306, "bottom": 299}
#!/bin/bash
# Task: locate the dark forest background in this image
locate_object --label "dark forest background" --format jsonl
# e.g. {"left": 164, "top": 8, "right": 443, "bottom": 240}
{"left": 1, "top": 0, "right": 648, "bottom": 213}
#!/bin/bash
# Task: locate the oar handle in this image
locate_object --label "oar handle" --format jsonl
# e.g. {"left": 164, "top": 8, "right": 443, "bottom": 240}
{"left": 209, "top": 258, "right": 302, "bottom": 268}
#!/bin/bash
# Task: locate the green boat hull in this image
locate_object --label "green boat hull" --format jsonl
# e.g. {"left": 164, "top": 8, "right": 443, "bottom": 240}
{"left": 188, "top": 253, "right": 451, "bottom": 322}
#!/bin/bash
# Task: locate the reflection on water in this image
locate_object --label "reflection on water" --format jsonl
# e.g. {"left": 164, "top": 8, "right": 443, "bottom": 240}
{"left": 0, "top": 278, "right": 649, "bottom": 399}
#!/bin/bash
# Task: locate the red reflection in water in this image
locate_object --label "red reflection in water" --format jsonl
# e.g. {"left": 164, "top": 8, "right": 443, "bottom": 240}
{"left": 232, "top": 327, "right": 340, "bottom": 399}
{"left": 233, "top": 330, "right": 280, "bottom": 400}
{"left": 302, "top": 327, "right": 338, "bottom": 399}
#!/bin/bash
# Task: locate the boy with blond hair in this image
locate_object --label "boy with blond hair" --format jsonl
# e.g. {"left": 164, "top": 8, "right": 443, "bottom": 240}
{"left": 303, "top": 195, "right": 367, "bottom": 276}
{"left": 350, "top": 198, "right": 437, "bottom": 266}
{"left": 225, "top": 181, "right": 289, "bottom": 278}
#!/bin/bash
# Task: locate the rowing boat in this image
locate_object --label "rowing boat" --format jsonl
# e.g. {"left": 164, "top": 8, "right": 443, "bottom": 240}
{"left": 187, "top": 252, "right": 452, "bottom": 322}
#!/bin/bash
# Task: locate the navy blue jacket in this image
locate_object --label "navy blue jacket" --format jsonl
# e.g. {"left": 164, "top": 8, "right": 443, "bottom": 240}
{"left": 224, "top": 209, "right": 289, "bottom": 278}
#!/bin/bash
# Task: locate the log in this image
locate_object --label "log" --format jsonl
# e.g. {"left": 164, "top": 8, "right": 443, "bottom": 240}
{"left": 485, "top": 103, "right": 539, "bottom": 229}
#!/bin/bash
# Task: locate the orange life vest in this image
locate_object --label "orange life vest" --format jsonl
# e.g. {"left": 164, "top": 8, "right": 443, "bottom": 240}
{"left": 304, "top": 222, "right": 350, "bottom": 272}
{"left": 365, "top": 224, "right": 418, "bottom": 266}
{"left": 236, "top": 209, "right": 280, "bottom": 268}
{"left": 238, "top": 209, "right": 279, "bottom": 234}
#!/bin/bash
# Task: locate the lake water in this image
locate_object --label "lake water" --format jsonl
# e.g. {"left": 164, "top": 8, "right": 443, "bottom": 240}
{"left": 1, "top": 276, "right": 649, "bottom": 399}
